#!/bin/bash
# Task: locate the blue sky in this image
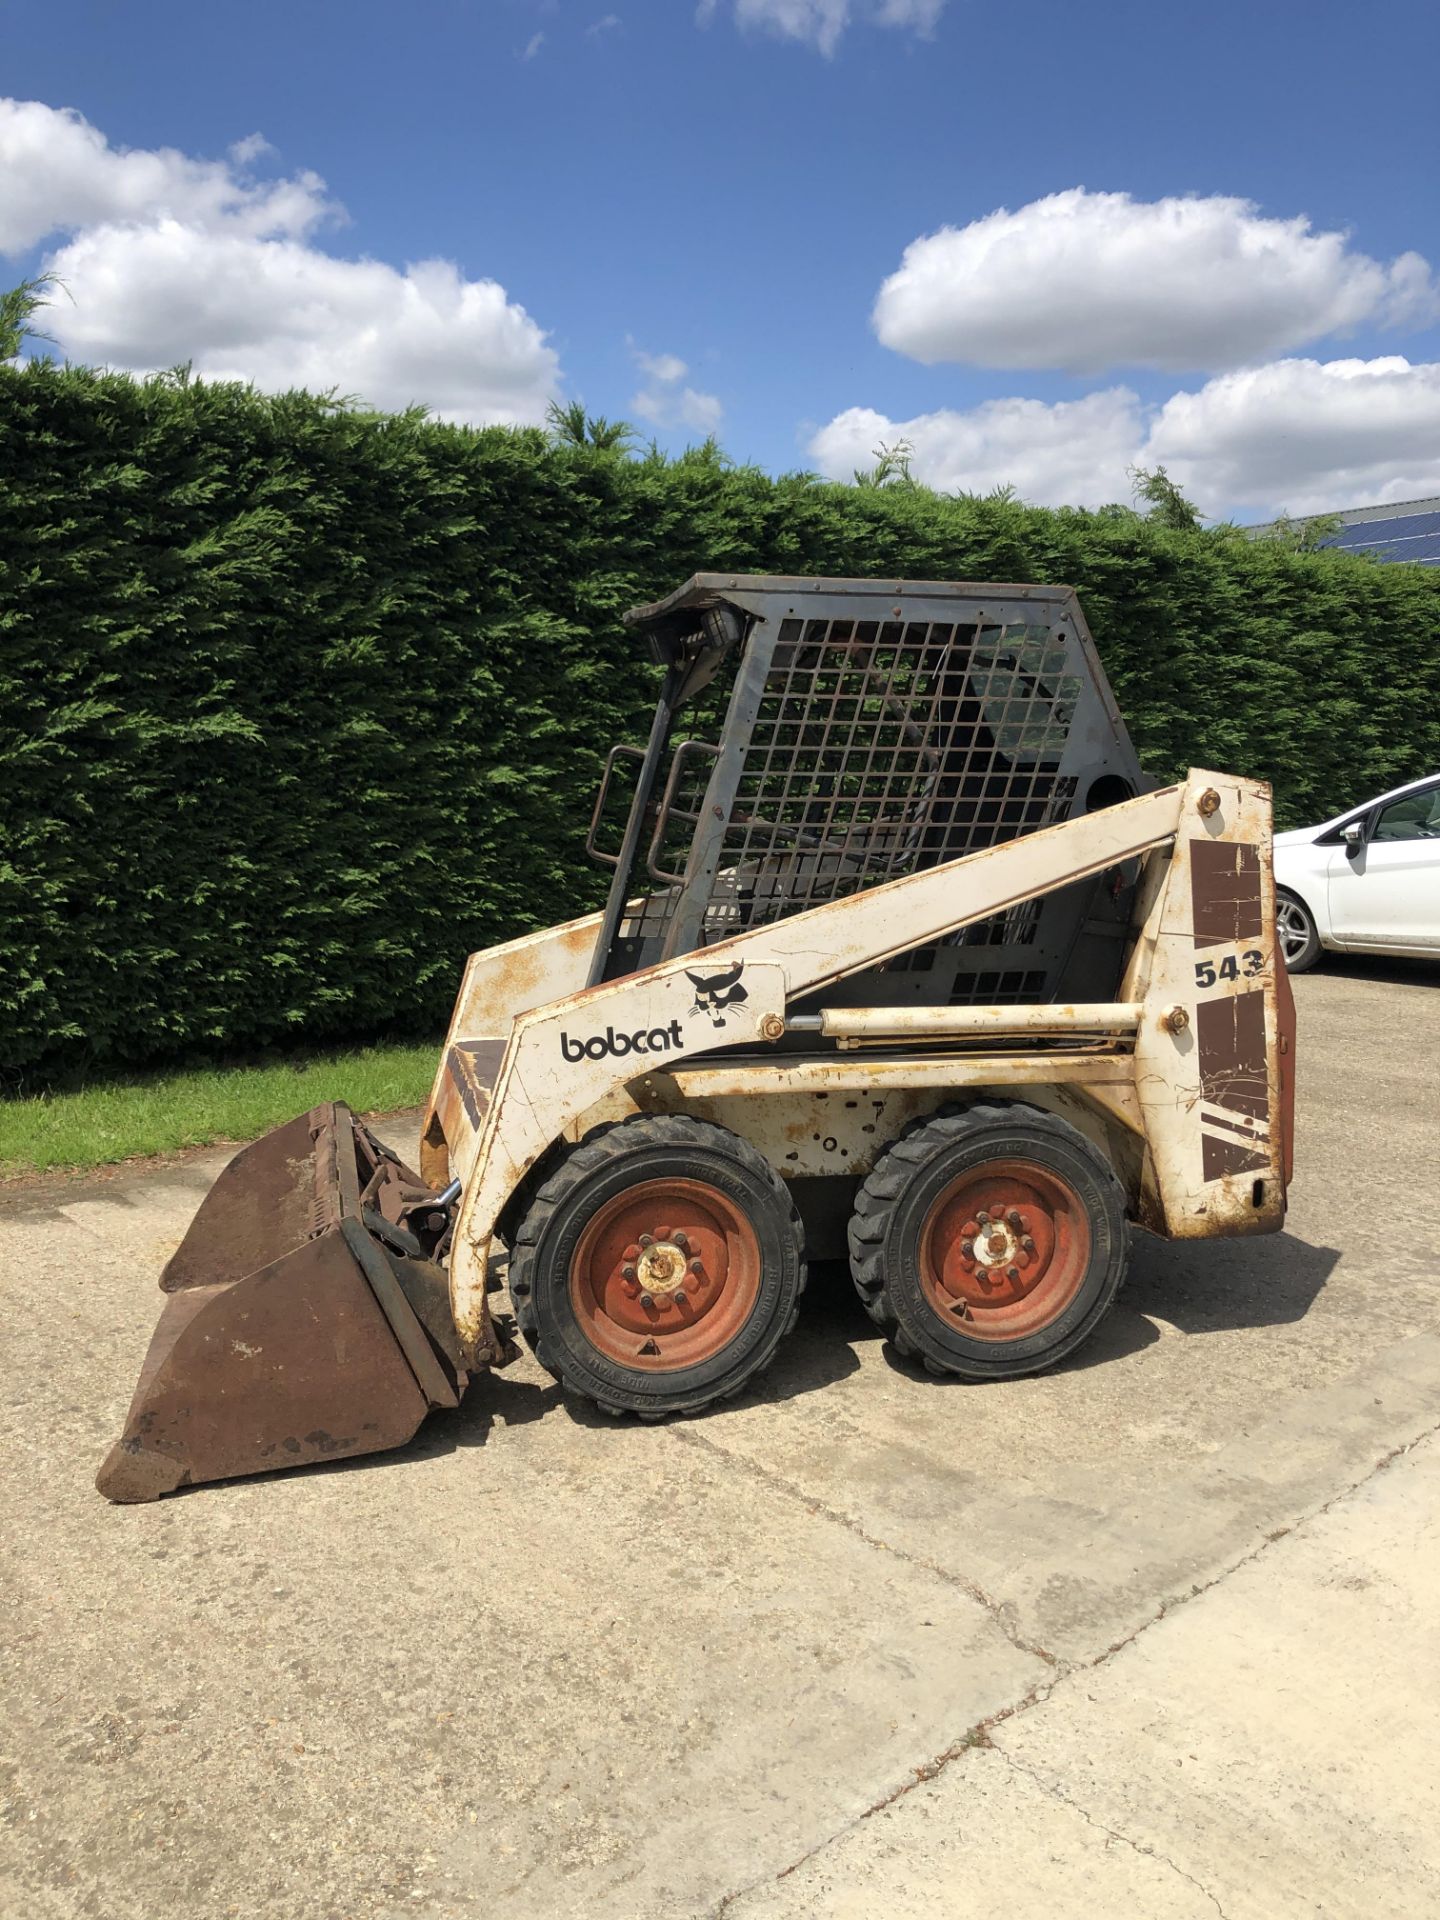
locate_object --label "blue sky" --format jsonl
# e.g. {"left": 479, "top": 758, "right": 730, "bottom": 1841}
{"left": 3, "top": 0, "right": 1439, "bottom": 517}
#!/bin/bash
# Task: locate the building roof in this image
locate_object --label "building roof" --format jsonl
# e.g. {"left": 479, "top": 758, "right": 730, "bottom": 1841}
{"left": 1248, "top": 495, "right": 1440, "bottom": 565}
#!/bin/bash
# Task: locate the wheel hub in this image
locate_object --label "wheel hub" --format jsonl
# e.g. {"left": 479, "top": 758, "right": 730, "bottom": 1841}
{"left": 569, "top": 1179, "right": 760, "bottom": 1371}
{"left": 637, "top": 1236, "right": 695, "bottom": 1297}
{"left": 919, "top": 1162, "right": 1090, "bottom": 1340}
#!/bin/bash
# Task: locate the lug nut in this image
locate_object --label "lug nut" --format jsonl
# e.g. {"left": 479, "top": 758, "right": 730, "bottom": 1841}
{"left": 640, "top": 1292, "right": 655, "bottom": 1309}
{"left": 638, "top": 1233, "right": 654, "bottom": 1248}
{"left": 622, "top": 1263, "right": 638, "bottom": 1282}
{"left": 1007, "top": 1266, "right": 1020, "bottom": 1282}
{"left": 688, "top": 1257, "right": 704, "bottom": 1274}
{"left": 977, "top": 1210, "right": 991, "bottom": 1225}
{"left": 674, "top": 1291, "right": 688, "bottom": 1308}
{"left": 1021, "top": 1236, "right": 1035, "bottom": 1253}
{"left": 1007, "top": 1210, "right": 1023, "bottom": 1231}
{"left": 961, "top": 1239, "right": 975, "bottom": 1260}
{"left": 672, "top": 1231, "right": 689, "bottom": 1251}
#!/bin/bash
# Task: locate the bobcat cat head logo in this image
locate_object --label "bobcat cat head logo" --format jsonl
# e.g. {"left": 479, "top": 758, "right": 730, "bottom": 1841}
{"left": 686, "top": 960, "right": 748, "bottom": 1028}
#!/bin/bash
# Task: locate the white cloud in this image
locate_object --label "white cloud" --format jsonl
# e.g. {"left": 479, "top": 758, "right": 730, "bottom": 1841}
{"left": 809, "top": 391, "right": 1145, "bottom": 508}
{"left": 0, "top": 98, "right": 334, "bottom": 253}
{"left": 1, "top": 97, "right": 559, "bottom": 425}
{"left": 1148, "top": 356, "right": 1440, "bottom": 515}
{"left": 521, "top": 31, "right": 545, "bottom": 58}
{"left": 698, "top": 0, "right": 944, "bottom": 55}
{"left": 629, "top": 344, "right": 723, "bottom": 434}
{"left": 633, "top": 347, "right": 688, "bottom": 385}
{"left": 228, "top": 132, "right": 274, "bottom": 167}
{"left": 873, "top": 0, "right": 945, "bottom": 29}
{"left": 810, "top": 354, "right": 1440, "bottom": 518}
{"left": 586, "top": 13, "right": 622, "bottom": 34}
{"left": 875, "top": 189, "right": 1438, "bottom": 375}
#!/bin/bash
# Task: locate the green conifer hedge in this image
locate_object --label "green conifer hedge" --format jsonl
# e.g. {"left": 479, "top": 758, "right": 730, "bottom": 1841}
{"left": 2, "top": 361, "right": 1437, "bottom": 1080}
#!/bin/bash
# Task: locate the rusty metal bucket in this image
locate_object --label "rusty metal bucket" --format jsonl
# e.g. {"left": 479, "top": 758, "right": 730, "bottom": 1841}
{"left": 97, "top": 1104, "right": 486, "bottom": 1502}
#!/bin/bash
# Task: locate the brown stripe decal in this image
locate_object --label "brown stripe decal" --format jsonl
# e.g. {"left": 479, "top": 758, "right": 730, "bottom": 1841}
{"left": 1202, "top": 1106, "right": 1266, "bottom": 1143}
{"left": 1202, "top": 1131, "right": 1268, "bottom": 1181}
{"left": 1197, "top": 986, "right": 1270, "bottom": 1181}
{"left": 1190, "top": 838, "right": 1262, "bottom": 949}
{"left": 445, "top": 1038, "right": 507, "bottom": 1131}
{"left": 1198, "top": 988, "right": 1268, "bottom": 1119}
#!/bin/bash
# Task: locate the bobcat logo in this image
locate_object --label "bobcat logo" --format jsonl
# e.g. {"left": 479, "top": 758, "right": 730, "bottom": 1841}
{"left": 686, "top": 960, "right": 748, "bottom": 1028}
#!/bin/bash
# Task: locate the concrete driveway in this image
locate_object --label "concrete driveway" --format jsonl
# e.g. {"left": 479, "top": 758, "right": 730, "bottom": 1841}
{"left": 3, "top": 958, "right": 1437, "bottom": 1919}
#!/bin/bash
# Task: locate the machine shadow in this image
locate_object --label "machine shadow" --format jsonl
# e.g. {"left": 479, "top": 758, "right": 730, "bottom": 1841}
{"left": 204, "top": 1228, "right": 1340, "bottom": 1495}
{"left": 1124, "top": 1228, "right": 1341, "bottom": 1335}
{"left": 879, "top": 1226, "right": 1340, "bottom": 1387}
{"left": 201, "top": 1267, "right": 871, "bottom": 1496}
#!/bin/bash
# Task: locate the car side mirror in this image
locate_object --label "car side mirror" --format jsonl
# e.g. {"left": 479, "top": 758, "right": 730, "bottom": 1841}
{"left": 1343, "top": 822, "right": 1364, "bottom": 854}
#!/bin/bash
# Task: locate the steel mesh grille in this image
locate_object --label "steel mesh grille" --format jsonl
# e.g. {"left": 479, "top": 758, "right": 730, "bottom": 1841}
{"left": 700, "top": 617, "right": 1080, "bottom": 941}
{"left": 616, "top": 613, "right": 1087, "bottom": 996}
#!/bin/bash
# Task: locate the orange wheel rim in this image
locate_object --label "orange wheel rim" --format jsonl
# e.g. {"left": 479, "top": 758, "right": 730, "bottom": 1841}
{"left": 570, "top": 1178, "right": 761, "bottom": 1373}
{"left": 919, "top": 1159, "right": 1090, "bottom": 1342}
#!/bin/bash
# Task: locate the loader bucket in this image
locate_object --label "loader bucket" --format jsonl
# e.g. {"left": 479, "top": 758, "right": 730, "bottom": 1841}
{"left": 97, "top": 1103, "right": 477, "bottom": 1503}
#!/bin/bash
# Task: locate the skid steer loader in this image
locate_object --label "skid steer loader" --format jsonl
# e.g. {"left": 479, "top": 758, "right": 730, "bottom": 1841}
{"left": 98, "top": 575, "right": 1295, "bottom": 1501}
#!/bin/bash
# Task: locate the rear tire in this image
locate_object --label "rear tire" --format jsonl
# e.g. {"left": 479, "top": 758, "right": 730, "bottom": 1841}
{"left": 508, "top": 1114, "right": 805, "bottom": 1417}
{"left": 1275, "top": 888, "right": 1322, "bottom": 972}
{"left": 848, "top": 1102, "right": 1128, "bottom": 1379}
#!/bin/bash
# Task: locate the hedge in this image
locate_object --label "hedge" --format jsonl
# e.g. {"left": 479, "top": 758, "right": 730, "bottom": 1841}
{"left": 2, "top": 361, "right": 1437, "bottom": 1082}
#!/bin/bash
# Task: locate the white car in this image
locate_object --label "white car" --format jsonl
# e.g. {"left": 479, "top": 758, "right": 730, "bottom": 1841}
{"left": 1272, "top": 771, "right": 1440, "bottom": 971}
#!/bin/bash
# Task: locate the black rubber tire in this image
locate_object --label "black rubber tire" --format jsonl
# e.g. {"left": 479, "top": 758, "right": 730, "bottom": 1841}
{"left": 1275, "top": 888, "right": 1323, "bottom": 973}
{"left": 848, "top": 1101, "right": 1128, "bottom": 1380}
{"left": 507, "top": 1114, "right": 806, "bottom": 1417}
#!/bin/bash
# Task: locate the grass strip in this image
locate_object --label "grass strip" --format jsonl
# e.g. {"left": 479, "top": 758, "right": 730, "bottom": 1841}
{"left": 0, "top": 1039, "right": 441, "bottom": 1177}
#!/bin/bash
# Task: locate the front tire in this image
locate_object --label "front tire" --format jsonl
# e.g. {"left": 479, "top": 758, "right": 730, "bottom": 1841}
{"left": 507, "top": 1114, "right": 805, "bottom": 1417}
{"left": 848, "top": 1102, "right": 1128, "bottom": 1379}
{"left": 1275, "top": 889, "right": 1322, "bottom": 972}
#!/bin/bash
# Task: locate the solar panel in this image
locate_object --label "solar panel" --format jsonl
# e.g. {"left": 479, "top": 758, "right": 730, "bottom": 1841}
{"left": 1251, "top": 496, "right": 1440, "bottom": 565}
{"left": 1328, "top": 514, "right": 1440, "bottom": 545}
{"left": 1322, "top": 508, "right": 1440, "bottom": 565}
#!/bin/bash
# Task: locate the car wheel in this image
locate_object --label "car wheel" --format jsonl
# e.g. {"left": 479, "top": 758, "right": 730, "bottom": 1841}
{"left": 1275, "top": 889, "right": 1322, "bottom": 972}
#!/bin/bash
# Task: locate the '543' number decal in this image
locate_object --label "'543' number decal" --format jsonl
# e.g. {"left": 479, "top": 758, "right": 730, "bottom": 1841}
{"left": 1195, "top": 949, "right": 1264, "bottom": 987}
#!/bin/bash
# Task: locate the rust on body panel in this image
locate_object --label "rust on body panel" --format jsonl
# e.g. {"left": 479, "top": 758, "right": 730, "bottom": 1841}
{"left": 421, "top": 912, "right": 605, "bottom": 1190}
{"left": 1128, "top": 778, "right": 1288, "bottom": 1237}
{"left": 650, "top": 1049, "right": 1135, "bottom": 1102}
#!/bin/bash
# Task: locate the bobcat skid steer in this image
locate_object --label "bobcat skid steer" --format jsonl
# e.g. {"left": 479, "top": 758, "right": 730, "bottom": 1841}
{"left": 98, "top": 575, "right": 1295, "bottom": 1500}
